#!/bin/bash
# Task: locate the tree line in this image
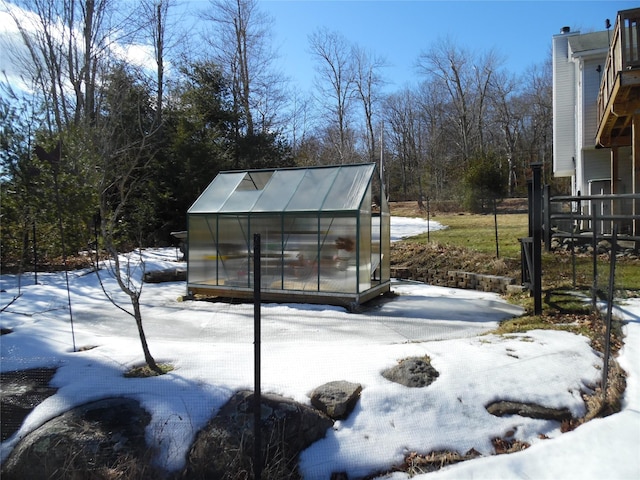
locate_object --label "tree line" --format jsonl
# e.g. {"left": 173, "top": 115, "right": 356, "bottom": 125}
{"left": 1, "top": 0, "right": 560, "bottom": 268}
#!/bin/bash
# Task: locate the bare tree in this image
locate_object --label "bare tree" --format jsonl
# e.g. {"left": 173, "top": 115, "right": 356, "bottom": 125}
{"left": 137, "top": 0, "right": 169, "bottom": 124}
{"left": 309, "top": 27, "right": 357, "bottom": 164}
{"left": 286, "top": 86, "right": 315, "bottom": 158}
{"left": 416, "top": 38, "right": 474, "bottom": 163}
{"left": 416, "top": 38, "right": 502, "bottom": 164}
{"left": 352, "top": 44, "right": 386, "bottom": 162}
{"left": 486, "top": 70, "right": 521, "bottom": 195}
{"left": 416, "top": 81, "right": 451, "bottom": 199}
{"left": 94, "top": 64, "right": 163, "bottom": 374}
{"left": 3, "top": 0, "right": 131, "bottom": 131}
{"left": 202, "top": 0, "right": 284, "bottom": 137}
{"left": 472, "top": 49, "right": 503, "bottom": 154}
{"left": 520, "top": 59, "right": 553, "bottom": 184}
{"left": 383, "top": 87, "right": 428, "bottom": 199}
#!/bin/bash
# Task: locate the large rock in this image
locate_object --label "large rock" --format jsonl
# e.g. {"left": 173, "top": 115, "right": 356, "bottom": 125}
{"left": 382, "top": 356, "right": 439, "bottom": 388}
{"left": 1, "top": 398, "right": 154, "bottom": 480}
{"left": 486, "top": 400, "right": 573, "bottom": 422}
{"left": 0, "top": 368, "right": 58, "bottom": 442}
{"left": 184, "top": 390, "right": 333, "bottom": 479}
{"left": 143, "top": 267, "right": 186, "bottom": 283}
{"left": 310, "top": 381, "right": 362, "bottom": 420}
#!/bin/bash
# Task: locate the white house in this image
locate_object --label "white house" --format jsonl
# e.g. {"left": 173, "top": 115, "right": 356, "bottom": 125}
{"left": 552, "top": 8, "right": 640, "bottom": 238}
{"left": 553, "top": 27, "right": 611, "bottom": 195}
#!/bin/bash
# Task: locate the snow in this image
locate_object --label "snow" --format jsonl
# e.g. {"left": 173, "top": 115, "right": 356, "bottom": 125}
{"left": 1, "top": 216, "right": 638, "bottom": 479}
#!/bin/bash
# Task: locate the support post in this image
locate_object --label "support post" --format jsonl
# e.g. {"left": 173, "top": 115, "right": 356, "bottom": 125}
{"left": 32, "top": 220, "right": 38, "bottom": 285}
{"left": 592, "top": 204, "right": 599, "bottom": 311}
{"left": 543, "top": 184, "right": 551, "bottom": 252}
{"left": 602, "top": 226, "right": 617, "bottom": 401}
{"left": 253, "top": 233, "right": 262, "bottom": 480}
{"left": 531, "top": 163, "right": 543, "bottom": 315}
{"left": 633, "top": 115, "right": 639, "bottom": 243}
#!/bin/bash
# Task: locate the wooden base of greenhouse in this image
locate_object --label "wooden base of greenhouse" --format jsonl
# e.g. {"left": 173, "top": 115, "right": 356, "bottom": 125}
{"left": 186, "top": 281, "right": 391, "bottom": 312}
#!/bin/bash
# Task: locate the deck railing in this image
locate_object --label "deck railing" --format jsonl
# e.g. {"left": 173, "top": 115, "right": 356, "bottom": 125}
{"left": 597, "top": 8, "right": 640, "bottom": 125}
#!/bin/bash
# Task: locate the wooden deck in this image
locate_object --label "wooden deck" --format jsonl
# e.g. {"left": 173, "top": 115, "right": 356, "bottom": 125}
{"left": 596, "top": 8, "right": 640, "bottom": 148}
{"left": 595, "top": 8, "right": 640, "bottom": 240}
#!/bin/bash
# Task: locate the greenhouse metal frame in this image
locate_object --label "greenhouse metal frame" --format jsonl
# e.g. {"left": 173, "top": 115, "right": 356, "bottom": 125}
{"left": 186, "top": 163, "right": 390, "bottom": 308}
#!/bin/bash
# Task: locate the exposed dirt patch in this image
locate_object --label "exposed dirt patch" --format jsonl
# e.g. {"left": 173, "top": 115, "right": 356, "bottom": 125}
{"left": 390, "top": 242, "right": 521, "bottom": 279}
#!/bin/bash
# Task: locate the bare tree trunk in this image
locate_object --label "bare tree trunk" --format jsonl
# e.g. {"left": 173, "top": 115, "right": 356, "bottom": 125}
{"left": 309, "top": 28, "right": 356, "bottom": 164}
{"left": 353, "top": 45, "right": 386, "bottom": 162}
{"left": 131, "top": 292, "right": 160, "bottom": 372}
{"left": 101, "top": 245, "right": 162, "bottom": 374}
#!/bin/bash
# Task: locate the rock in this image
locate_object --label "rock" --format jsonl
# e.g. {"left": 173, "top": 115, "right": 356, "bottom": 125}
{"left": 184, "top": 390, "right": 333, "bottom": 479}
{"left": 143, "top": 267, "right": 186, "bottom": 283}
{"left": 1, "top": 398, "right": 154, "bottom": 480}
{"left": 0, "top": 368, "right": 58, "bottom": 442}
{"left": 486, "top": 400, "right": 573, "bottom": 422}
{"left": 506, "top": 284, "right": 525, "bottom": 294}
{"left": 382, "top": 356, "right": 439, "bottom": 388}
{"left": 310, "top": 381, "right": 362, "bottom": 420}
{"left": 331, "top": 473, "right": 349, "bottom": 479}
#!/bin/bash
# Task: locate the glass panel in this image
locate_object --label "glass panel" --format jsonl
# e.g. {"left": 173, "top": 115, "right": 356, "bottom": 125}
{"left": 323, "top": 164, "right": 374, "bottom": 211}
{"left": 251, "top": 169, "right": 306, "bottom": 212}
{"left": 187, "top": 215, "right": 217, "bottom": 284}
{"left": 358, "top": 186, "right": 372, "bottom": 292}
{"left": 250, "top": 215, "right": 285, "bottom": 290}
{"left": 287, "top": 168, "right": 340, "bottom": 211}
{"left": 188, "top": 172, "right": 245, "bottom": 213}
{"left": 281, "top": 215, "right": 321, "bottom": 291}
{"left": 318, "top": 215, "right": 357, "bottom": 293}
{"left": 216, "top": 215, "right": 251, "bottom": 287}
{"left": 220, "top": 190, "right": 262, "bottom": 212}
{"left": 237, "top": 171, "right": 273, "bottom": 190}
{"left": 381, "top": 192, "right": 391, "bottom": 282}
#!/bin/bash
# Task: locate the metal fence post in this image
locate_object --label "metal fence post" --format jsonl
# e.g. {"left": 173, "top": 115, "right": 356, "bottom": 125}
{"left": 543, "top": 184, "right": 551, "bottom": 252}
{"left": 592, "top": 203, "right": 599, "bottom": 311}
{"left": 253, "top": 233, "right": 262, "bottom": 480}
{"left": 531, "top": 163, "right": 543, "bottom": 315}
{"left": 602, "top": 226, "right": 618, "bottom": 401}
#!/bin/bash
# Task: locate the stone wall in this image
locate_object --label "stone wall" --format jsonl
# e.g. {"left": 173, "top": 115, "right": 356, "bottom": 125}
{"left": 391, "top": 267, "right": 517, "bottom": 294}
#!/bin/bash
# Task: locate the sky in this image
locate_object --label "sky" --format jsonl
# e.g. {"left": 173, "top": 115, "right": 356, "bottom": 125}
{"left": 252, "top": 0, "right": 637, "bottom": 91}
{"left": 1, "top": 216, "right": 639, "bottom": 479}
{"left": 1, "top": 1, "right": 636, "bottom": 96}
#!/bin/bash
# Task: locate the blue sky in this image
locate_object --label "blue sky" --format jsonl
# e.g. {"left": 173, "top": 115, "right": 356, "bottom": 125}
{"left": 2, "top": 0, "right": 635, "bottom": 94}
{"left": 254, "top": 0, "right": 636, "bottom": 91}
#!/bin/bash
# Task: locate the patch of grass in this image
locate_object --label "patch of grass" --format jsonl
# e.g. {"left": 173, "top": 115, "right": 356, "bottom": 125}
{"left": 490, "top": 313, "right": 594, "bottom": 339}
{"left": 124, "top": 363, "right": 174, "bottom": 378}
{"left": 411, "top": 212, "right": 529, "bottom": 260}
{"left": 392, "top": 205, "right": 640, "bottom": 296}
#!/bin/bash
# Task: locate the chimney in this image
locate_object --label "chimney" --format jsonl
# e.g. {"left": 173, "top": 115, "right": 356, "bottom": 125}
{"left": 561, "top": 26, "right": 571, "bottom": 34}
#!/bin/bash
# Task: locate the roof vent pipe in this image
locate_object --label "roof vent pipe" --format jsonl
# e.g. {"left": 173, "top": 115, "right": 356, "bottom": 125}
{"left": 561, "top": 26, "right": 571, "bottom": 34}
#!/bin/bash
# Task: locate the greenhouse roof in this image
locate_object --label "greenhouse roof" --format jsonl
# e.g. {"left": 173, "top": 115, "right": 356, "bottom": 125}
{"left": 188, "top": 163, "right": 377, "bottom": 214}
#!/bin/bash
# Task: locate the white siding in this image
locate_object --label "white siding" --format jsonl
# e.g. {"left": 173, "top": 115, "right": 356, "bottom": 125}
{"left": 553, "top": 32, "right": 577, "bottom": 177}
{"left": 618, "top": 147, "right": 633, "bottom": 194}
{"left": 581, "top": 148, "right": 611, "bottom": 194}
{"left": 581, "top": 57, "right": 606, "bottom": 147}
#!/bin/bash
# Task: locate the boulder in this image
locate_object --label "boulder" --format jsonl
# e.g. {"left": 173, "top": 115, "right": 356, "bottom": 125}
{"left": 310, "top": 381, "right": 362, "bottom": 420}
{"left": 382, "top": 356, "right": 439, "bottom": 388}
{"left": 0, "top": 368, "right": 58, "bottom": 442}
{"left": 486, "top": 400, "right": 573, "bottom": 422}
{"left": 184, "top": 390, "right": 333, "bottom": 479}
{"left": 143, "top": 267, "right": 186, "bottom": 283}
{"left": 1, "top": 398, "right": 154, "bottom": 480}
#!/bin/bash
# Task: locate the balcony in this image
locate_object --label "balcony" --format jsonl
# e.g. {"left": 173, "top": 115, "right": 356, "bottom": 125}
{"left": 596, "top": 8, "right": 640, "bottom": 148}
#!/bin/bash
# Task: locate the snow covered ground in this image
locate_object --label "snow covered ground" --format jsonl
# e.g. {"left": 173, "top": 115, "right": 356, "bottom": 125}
{"left": 1, "top": 217, "right": 638, "bottom": 479}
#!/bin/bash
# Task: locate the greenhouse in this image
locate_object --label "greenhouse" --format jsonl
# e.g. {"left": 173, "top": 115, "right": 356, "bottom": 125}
{"left": 186, "top": 163, "right": 390, "bottom": 308}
